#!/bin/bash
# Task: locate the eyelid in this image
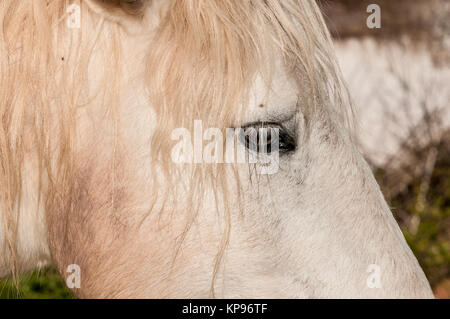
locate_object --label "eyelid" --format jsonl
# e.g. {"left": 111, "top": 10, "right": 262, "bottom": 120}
{"left": 240, "top": 121, "right": 283, "bottom": 130}
{"left": 238, "top": 121, "right": 297, "bottom": 153}
{"left": 239, "top": 121, "right": 294, "bottom": 141}
{"left": 238, "top": 107, "right": 298, "bottom": 130}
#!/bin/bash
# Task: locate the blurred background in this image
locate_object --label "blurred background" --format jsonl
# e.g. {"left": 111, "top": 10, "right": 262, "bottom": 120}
{"left": 319, "top": 0, "right": 450, "bottom": 298}
{"left": 1, "top": 0, "right": 449, "bottom": 298}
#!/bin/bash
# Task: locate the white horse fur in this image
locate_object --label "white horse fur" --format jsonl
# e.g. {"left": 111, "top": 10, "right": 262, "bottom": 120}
{"left": 0, "top": 0, "right": 433, "bottom": 298}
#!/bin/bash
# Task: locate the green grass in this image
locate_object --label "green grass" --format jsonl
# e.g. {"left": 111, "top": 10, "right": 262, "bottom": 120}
{"left": 0, "top": 268, "right": 74, "bottom": 299}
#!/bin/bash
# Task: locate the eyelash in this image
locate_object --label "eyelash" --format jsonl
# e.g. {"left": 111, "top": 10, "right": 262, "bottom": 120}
{"left": 238, "top": 122, "right": 296, "bottom": 154}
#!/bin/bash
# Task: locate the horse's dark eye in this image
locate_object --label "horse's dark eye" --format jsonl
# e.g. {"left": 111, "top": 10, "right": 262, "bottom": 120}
{"left": 238, "top": 123, "right": 296, "bottom": 154}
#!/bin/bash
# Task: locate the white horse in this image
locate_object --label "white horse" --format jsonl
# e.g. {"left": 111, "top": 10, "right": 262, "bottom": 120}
{"left": 0, "top": 0, "right": 433, "bottom": 298}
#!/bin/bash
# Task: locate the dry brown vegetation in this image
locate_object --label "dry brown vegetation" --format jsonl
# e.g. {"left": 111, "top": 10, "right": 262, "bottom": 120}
{"left": 318, "top": 0, "right": 450, "bottom": 298}
{"left": 318, "top": 0, "right": 450, "bottom": 65}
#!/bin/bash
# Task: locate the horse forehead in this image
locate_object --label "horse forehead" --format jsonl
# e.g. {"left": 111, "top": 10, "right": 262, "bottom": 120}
{"left": 242, "top": 61, "right": 300, "bottom": 124}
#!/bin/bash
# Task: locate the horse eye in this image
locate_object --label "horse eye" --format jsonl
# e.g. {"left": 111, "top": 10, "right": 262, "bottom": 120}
{"left": 238, "top": 123, "right": 296, "bottom": 154}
